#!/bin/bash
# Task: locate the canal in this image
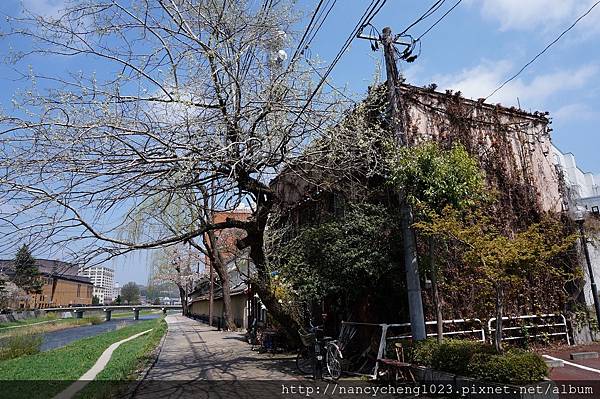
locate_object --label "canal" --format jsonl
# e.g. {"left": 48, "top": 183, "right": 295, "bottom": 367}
{"left": 40, "top": 314, "right": 162, "bottom": 351}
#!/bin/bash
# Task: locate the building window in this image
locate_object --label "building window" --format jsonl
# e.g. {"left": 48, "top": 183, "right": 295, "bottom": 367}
{"left": 77, "top": 284, "right": 81, "bottom": 297}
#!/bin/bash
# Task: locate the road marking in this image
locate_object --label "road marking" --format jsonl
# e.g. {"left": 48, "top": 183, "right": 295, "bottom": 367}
{"left": 53, "top": 328, "right": 153, "bottom": 399}
{"left": 543, "top": 354, "right": 600, "bottom": 374}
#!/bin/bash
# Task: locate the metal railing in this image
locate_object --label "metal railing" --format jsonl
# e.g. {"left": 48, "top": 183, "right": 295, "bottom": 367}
{"left": 487, "top": 313, "right": 570, "bottom": 345}
{"left": 385, "top": 318, "right": 486, "bottom": 343}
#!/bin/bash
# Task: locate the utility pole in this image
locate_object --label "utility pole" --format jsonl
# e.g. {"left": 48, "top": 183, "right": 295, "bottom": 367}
{"left": 360, "top": 27, "right": 426, "bottom": 340}
{"left": 577, "top": 216, "right": 600, "bottom": 326}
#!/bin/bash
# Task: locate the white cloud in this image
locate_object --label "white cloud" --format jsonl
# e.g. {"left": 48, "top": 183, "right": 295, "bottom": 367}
{"left": 553, "top": 103, "right": 599, "bottom": 122}
{"left": 469, "top": 0, "right": 600, "bottom": 34}
{"left": 430, "top": 60, "right": 598, "bottom": 108}
{"left": 22, "top": 0, "right": 66, "bottom": 18}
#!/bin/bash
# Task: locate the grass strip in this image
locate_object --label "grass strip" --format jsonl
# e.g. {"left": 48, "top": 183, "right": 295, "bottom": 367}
{"left": 0, "top": 317, "right": 102, "bottom": 339}
{"left": 0, "top": 314, "right": 62, "bottom": 329}
{"left": 75, "top": 318, "right": 167, "bottom": 399}
{"left": 110, "top": 310, "right": 160, "bottom": 319}
{"left": 0, "top": 317, "right": 164, "bottom": 399}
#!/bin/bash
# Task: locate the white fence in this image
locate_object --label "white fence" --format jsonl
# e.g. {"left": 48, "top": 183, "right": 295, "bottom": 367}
{"left": 487, "top": 313, "right": 570, "bottom": 346}
{"left": 339, "top": 314, "right": 570, "bottom": 380}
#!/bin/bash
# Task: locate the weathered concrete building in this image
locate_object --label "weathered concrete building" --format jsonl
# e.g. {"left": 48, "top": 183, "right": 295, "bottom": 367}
{"left": 272, "top": 83, "right": 574, "bottom": 325}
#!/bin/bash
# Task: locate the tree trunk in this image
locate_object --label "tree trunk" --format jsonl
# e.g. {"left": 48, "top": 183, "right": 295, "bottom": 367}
{"left": 494, "top": 284, "right": 504, "bottom": 354}
{"left": 177, "top": 284, "right": 188, "bottom": 316}
{"left": 245, "top": 221, "right": 301, "bottom": 347}
{"left": 205, "top": 230, "right": 236, "bottom": 331}
{"left": 430, "top": 237, "right": 444, "bottom": 343}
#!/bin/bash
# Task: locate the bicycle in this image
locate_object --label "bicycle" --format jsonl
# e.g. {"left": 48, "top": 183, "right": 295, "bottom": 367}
{"left": 296, "top": 322, "right": 342, "bottom": 380}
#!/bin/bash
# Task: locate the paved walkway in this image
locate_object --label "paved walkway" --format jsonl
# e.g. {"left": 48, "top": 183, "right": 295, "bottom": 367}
{"left": 133, "top": 315, "right": 300, "bottom": 398}
{"left": 144, "top": 315, "right": 298, "bottom": 380}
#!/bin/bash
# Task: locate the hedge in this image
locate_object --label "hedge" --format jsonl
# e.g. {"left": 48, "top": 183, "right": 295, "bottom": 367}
{"left": 407, "top": 339, "right": 548, "bottom": 385}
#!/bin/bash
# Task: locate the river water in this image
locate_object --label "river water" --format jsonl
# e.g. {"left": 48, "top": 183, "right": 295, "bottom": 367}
{"left": 39, "top": 314, "right": 162, "bottom": 351}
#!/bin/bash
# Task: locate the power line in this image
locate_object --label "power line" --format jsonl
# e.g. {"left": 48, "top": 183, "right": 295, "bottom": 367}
{"left": 291, "top": 0, "right": 386, "bottom": 126}
{"left": 302, "top": 0, "right": 337, "bottom": 57}
{"left": 399, "top": 0, "right": 446, "bottom": 36}
{"left": 486, "top": 0, "right": 600, "bottom": 101}
{"left": 289, "top": 0, "right": 327, "bottom": 64}
{"left": 416, "top": 0, "right": 462, "bottom": 41}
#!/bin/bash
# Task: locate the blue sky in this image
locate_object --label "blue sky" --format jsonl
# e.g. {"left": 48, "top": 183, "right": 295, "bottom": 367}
{"left": 1, "top": 0, "right": 599, "bottom": 284}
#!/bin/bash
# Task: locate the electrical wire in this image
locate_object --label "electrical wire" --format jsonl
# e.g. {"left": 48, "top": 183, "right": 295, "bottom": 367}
{"left": 302, "top": 0, "right": 337, "bottom": 57}
{"left": 416, "top": 0, "right": 462, "bottom": 41}
{"left": 289, "top": 0, "right": 327, "bottom": 64}
{"left": 486, "top": 0, "right": 600, "bottom": 101}
{"left": 399, "top": 0, "right": 446, "bottom": 36}
{"left": 291, "top": 0, "right": 385, "bottom": 126}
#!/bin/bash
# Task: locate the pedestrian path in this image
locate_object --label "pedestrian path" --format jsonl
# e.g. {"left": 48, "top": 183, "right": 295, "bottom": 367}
{"left": 143, "top": 315, "right": 298, "bottom": 380}
{"left": 133, "top": 315, "right": 300, "bottom": 398}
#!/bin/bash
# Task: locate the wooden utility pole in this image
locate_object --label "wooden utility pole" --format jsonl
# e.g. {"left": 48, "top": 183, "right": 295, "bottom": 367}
{"left": 380, "top": 27, "right": 426, "bottom": 340}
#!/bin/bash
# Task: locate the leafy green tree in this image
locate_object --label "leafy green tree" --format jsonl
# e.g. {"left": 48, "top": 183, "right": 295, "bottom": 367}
{"left": 121, "top": 282, "right": 140, "bottom": 305}
{"left": 114, "top": 295, "right": 122, "bottom": 305}
{"left": 387, "top": 142, "right": 486, "bottom": 212}
{"left": 92, "top": 295, "right": 100, "bottom": 305}
{"left": 13, "top": 244, "right": 43, "bottom": 307}
{"left": 416, "top": 206, "right": 577, "bottom": 352}
{"left": 279, "top": 203, "right": 400, "bottom": 321}
{"left": 387, "top": 142, "right": 486, "bottom": 341}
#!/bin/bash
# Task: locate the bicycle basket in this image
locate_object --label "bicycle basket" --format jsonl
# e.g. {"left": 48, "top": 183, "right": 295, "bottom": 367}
{"left": 299, "top": 331, "right": 316, "bottom": 347}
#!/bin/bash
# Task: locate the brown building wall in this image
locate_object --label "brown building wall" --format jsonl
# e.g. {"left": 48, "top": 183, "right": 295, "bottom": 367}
{"left": 206, "top": 209, "right": 251, "bottom": 267}
{"left": 399, "top": 84, "right": 562, "bottom": 213}
{"left": 26, "top": 277, "right": 93, "bottom": 309}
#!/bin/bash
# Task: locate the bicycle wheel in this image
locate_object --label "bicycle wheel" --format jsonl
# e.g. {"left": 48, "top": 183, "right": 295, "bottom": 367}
{"left": 296, "top": 347, "right": 313, "bottom": 375}
{"left": 326, "top": 343, "right": 343, "bottom": 380}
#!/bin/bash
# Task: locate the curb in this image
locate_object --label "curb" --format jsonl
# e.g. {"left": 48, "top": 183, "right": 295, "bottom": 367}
{"left": 127, "top": 317, "right": 170, "bottom": 398}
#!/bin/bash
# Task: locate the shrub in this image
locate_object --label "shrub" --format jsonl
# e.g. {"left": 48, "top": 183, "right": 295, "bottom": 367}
{"left": 431, "top": 339, "right": 495, "bottom": 376}
{"left": 0, "top": 333, "right": 42, "bottom": 360}
{"left": 468, "top": 349, "right": 548, "bottom": 385}
{"left": 88, "top": 316, "right": 104, "bottom": 325}
{"left": 409, "top": 339, "right": 440, "bottom": 366}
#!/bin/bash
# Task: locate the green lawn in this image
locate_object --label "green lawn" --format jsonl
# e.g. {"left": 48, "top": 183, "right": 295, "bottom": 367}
{"left": 75, "top": 319, "right": 167, "bottom": 399}
{"left": 0, "top": 317, "right": 167, "bottom": 399}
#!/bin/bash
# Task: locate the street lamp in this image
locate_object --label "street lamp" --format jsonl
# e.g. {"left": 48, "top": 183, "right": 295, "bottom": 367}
{"left": 575, "top": 210, "right": 600, "bottom": 326}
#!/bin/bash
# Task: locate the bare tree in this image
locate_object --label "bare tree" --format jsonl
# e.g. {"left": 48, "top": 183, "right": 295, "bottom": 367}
{"left": 0, "top": 0, "right": 358, "bottom": 338}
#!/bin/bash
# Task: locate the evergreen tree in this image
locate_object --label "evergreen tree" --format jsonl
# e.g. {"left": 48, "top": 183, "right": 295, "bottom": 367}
{"left": 13, "top": 244, "right": 43, "bottom": 294}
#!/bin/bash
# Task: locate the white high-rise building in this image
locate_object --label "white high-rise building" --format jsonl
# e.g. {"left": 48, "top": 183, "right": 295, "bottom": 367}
{"left": 78, "top": 266, "right": 115, "bottom": 304}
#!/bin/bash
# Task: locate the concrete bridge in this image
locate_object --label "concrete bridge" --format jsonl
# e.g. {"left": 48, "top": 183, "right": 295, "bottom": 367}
{"left": 44, "top": 305, "right": 182, "bottom": 321}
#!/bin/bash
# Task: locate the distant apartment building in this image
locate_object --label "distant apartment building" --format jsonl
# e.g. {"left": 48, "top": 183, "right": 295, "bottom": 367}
{"left": 552, "top": 144, "right": 600, "bottom": 315}
{"left": 114, "top": 282, "right": 121, "bottom": 299}
{"left": 0, "top": 259, "right": 93, "bottom": 308}
{"left": 552, "top": 144, "right": 600, "bottom": 210}
{"left": 78, "top": 266, "right": 115, "bottom": 304}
